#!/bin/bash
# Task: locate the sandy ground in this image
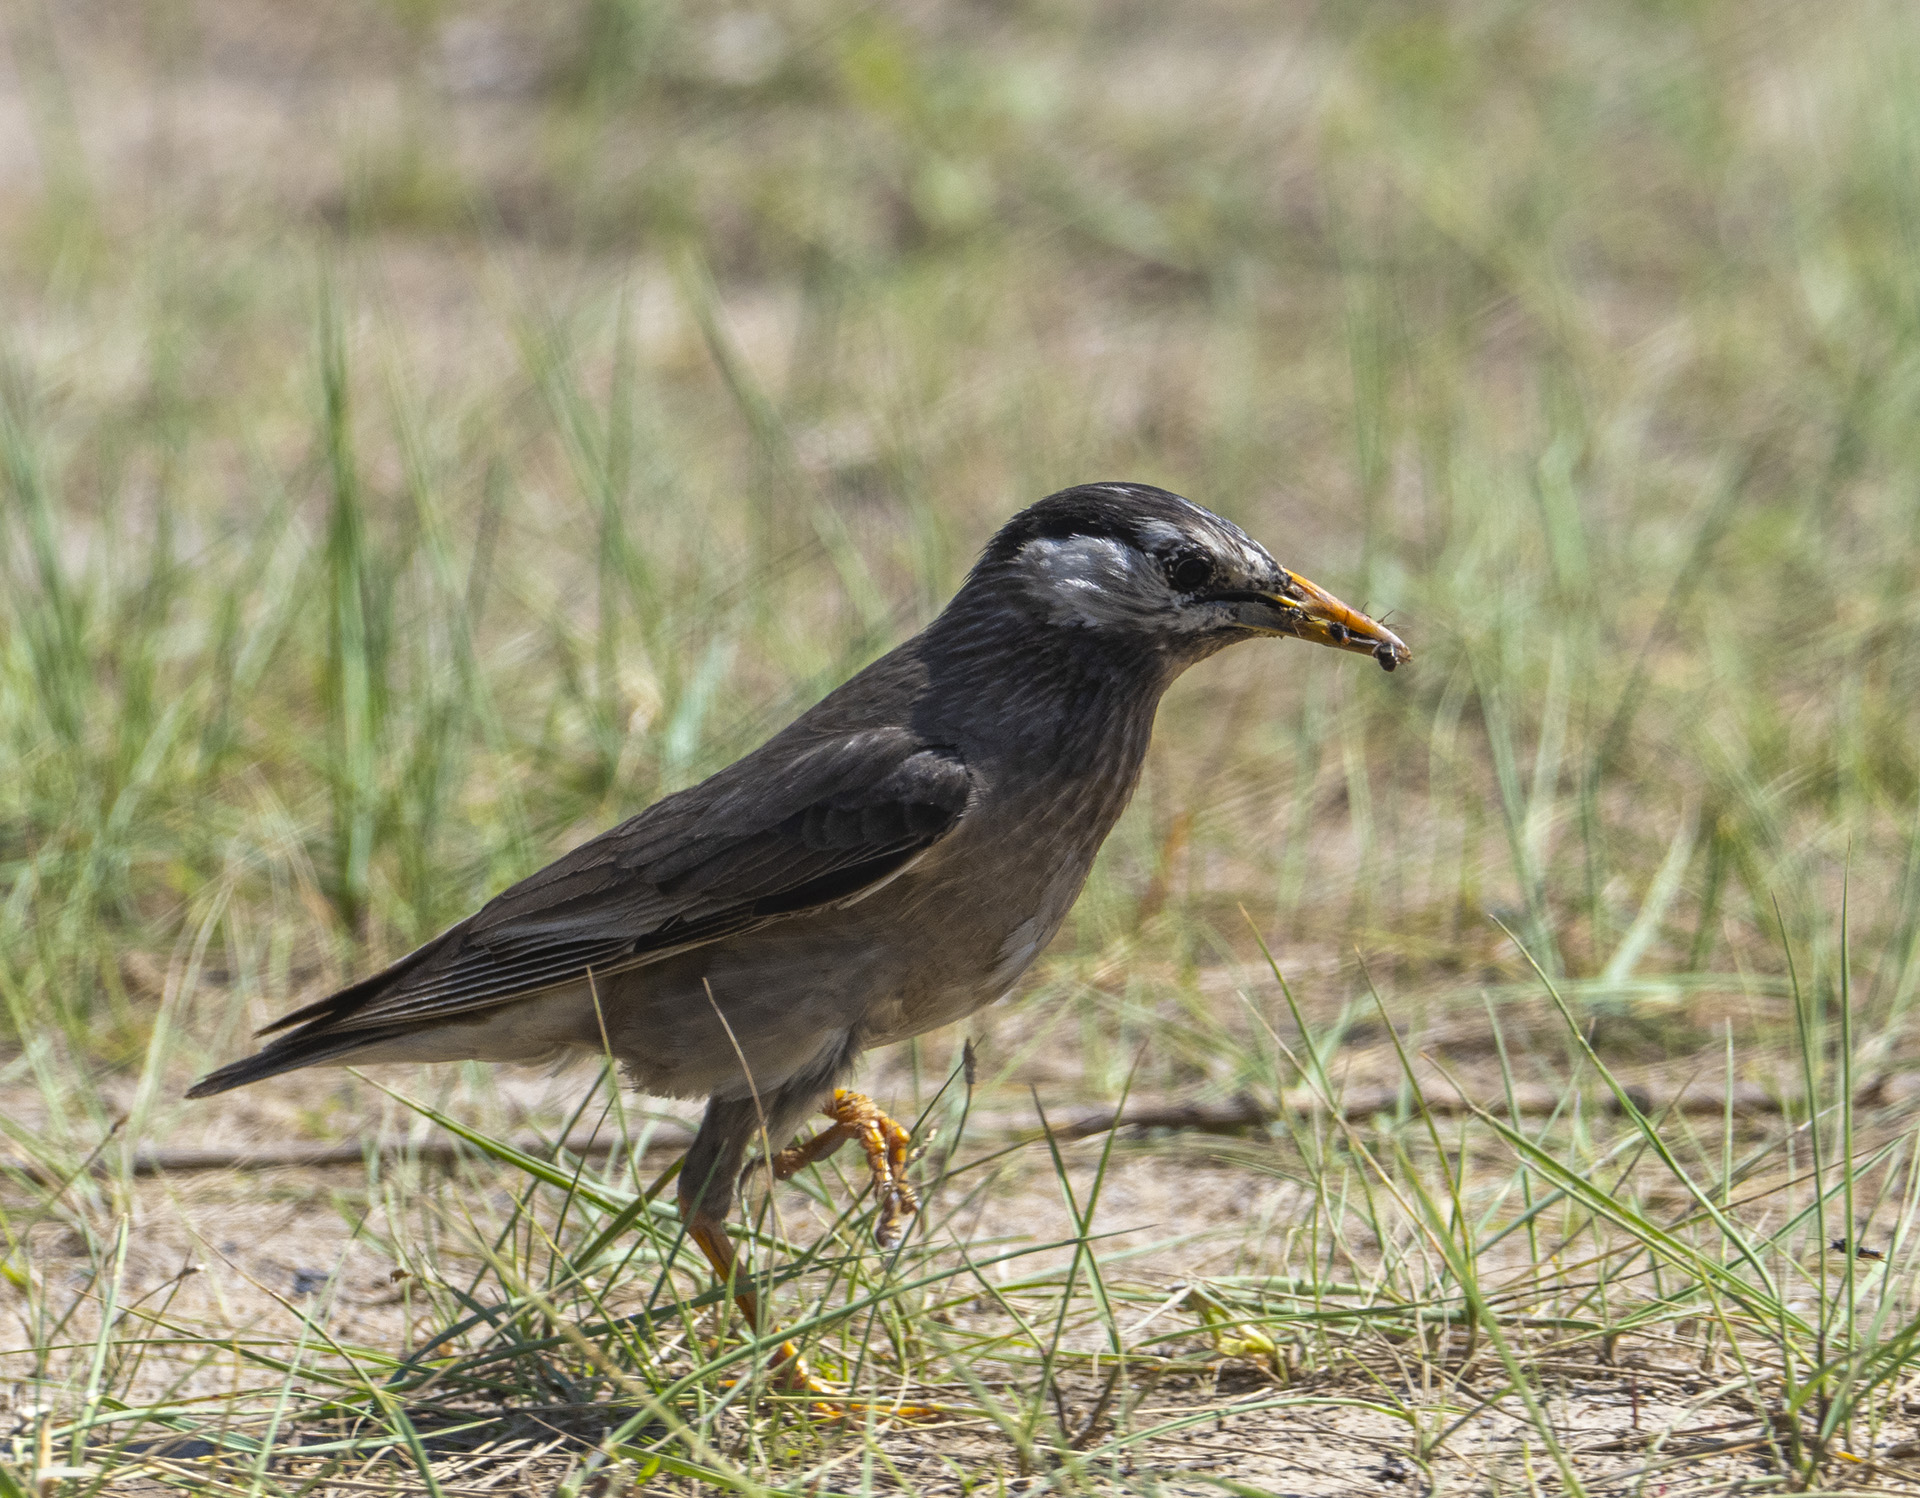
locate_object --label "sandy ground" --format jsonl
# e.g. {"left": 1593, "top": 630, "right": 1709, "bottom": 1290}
{"left": 15, "top": 1143, "right": 1899, "bottom": 1496}
{"left": 10, "top": 1015, "right": 1920, "bottom": 1493}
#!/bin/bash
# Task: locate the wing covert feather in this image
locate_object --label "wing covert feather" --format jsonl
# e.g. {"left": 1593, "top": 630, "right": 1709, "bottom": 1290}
{"left": 268, "top": 730, "right": 972, "bottom": 1037}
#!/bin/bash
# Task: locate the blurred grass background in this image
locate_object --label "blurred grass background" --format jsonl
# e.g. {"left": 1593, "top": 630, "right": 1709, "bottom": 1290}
{"left": 3, "top": 0, "right": 1917, "bottom": 1078}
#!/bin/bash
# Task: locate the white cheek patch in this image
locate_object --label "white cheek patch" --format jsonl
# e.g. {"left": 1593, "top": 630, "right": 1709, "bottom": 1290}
{"left": 1016, "top": 535, "right": 1169, "bottom": 628}
{"left": 1206, "top": 526, "right": 1280, "bottom": 588}
{"left": 1230, "top": 536, "right": 1274, "bottom": 577}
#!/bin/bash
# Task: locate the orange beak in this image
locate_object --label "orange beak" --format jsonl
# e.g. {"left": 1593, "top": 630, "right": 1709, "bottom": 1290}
{"left": 1250, "top": 570, "right": 1410, "bottom": 671}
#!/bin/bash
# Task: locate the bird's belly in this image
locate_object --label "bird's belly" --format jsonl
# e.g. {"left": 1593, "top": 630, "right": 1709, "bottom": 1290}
{"left": 596, "top": 925, "right": 899, "bottom": 1100}
{"left": 854, "top": 840, "right": 1093, "bottom": 1048}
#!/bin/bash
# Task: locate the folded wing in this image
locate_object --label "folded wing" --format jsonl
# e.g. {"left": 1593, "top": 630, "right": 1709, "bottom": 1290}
{"left": 187, "top": 729, "right": 972, "bottom": 1096}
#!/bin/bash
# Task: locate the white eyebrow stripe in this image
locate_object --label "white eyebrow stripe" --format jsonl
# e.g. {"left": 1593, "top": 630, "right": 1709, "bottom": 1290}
{"left": 1134, "top": 519, "right": 1188, "bottom": 549}
{"left": 1132, "top": 515, "right": 1277, "bottom": 585}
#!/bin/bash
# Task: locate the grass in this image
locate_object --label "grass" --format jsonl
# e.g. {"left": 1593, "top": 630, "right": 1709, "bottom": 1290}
{"left": 5, "top": 0, "right": 1920, "bottom": 1490}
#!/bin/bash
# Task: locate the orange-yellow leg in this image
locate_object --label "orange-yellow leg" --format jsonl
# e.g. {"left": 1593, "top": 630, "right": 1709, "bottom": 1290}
{"left": 685, "top": 1209, "right": 818, "bottom": 1387}
{"left": 676, "top": 1093, "right": 931, "bottom": 1420}
{"left": 684, "top": 1207, "right": 937, "bottom": 1422}
{"left": 771, "top": 1090, "right": 921, "bottom": 1248}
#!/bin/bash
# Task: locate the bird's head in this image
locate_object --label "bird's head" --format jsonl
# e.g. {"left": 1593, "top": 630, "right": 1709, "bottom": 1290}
{"left": 969, "top": 482, "right": 1410, "bottom": 671}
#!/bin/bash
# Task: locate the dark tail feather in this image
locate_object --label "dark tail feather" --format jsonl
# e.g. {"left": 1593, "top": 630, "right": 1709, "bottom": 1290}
{"left": 189, "top": 922, "right": 474, "bottom": 1098}
{"left": 258, "top": 922, "right": 464, "bottom": 1037}
{"left": 185, "top": 1027, "right": 405, "bottom": 1098}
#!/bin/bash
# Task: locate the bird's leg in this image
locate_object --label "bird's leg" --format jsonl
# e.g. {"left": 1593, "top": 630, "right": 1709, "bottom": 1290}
{"left": 771, "top": 1089, "right": 920, "bottom": 1248}
{"left": 685, "top": 1203, "right": 940, "bottom": 1420}
{"left": 677, "top": 1098, "right": 938, "bottom": 1423}
{"left": 684, "top": 1209, "right": 760, "bottom": 1332}
{"left": 683, "top": 1206, "right": 819, "bottom": 1388}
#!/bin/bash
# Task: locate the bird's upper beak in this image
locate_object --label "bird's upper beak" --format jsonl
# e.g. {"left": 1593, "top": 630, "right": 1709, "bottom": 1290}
{"left": 1230, "top": 570, "right": 1411, "bottom": 672}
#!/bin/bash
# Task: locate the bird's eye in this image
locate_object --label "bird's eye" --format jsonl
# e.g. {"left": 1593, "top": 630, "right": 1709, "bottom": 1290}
{"left": 1167, "top": 552, "right": 1213, "bottom": 593}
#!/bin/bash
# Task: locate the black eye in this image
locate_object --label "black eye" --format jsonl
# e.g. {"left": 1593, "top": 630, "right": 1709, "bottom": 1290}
{"left": 1167, "top": 552, "right": 1213, "bottom": 593}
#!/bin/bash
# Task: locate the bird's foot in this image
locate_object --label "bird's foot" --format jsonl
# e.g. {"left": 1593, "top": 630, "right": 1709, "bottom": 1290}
{"left": 758, "top": 1342, "right": 941, "bottom": 1423}
{"left": 771, "top": 1089, "right": 921, "bottom": 1247}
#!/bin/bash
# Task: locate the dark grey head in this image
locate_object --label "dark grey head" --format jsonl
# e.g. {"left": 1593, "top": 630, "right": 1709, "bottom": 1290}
{"left": 965, "top": 482, "right": 1409, "bottom": 670}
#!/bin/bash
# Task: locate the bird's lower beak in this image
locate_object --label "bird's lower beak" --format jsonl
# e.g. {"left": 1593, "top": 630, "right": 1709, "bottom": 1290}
{"left": 1238, "top": 571, "right": 1411, "bottom": 672}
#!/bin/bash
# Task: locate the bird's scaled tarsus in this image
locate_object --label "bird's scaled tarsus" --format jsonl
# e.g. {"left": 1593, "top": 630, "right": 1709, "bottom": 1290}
{"left": 771, "top": 1089, "right": 921, "bottom": 1248}
{"left": 682, "top": 1209, "right": 839, "bottom": 1413}
{"left": 681, "top": 1210, "right": 801, "bottom": 1372}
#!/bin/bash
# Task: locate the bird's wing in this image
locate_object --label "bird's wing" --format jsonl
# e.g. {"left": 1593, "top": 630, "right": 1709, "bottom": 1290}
{"left": 267, "top": 730, "right": 974, "bottom": 1037}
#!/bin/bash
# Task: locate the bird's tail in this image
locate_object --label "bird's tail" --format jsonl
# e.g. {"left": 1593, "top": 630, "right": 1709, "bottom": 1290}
{"left": 186, "top": 923, "right": 465, "bottom": 1097}
{"left": 184, "top": 1027, "right": 408, "bottom": 1098}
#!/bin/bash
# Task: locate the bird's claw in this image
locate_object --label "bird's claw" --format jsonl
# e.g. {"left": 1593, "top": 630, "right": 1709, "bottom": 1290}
{"left": 830, "top": 1089, "right": 921, "bottom": 1247}
{"left": 766, "top": 1345, "right": 941, "bottom": 1423}
{"left": 771, "top": 1089, "right": 921, "bottom": 1247}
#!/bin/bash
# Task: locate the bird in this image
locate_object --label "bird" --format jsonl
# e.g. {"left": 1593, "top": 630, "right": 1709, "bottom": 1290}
{"left": 188, "top": 481, "right": 1408, "bottom": 1373}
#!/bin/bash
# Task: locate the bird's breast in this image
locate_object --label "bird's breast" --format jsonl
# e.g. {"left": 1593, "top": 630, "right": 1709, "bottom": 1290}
{"left": 853, "top": 755, "right": 1142, "bottom": 1046}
